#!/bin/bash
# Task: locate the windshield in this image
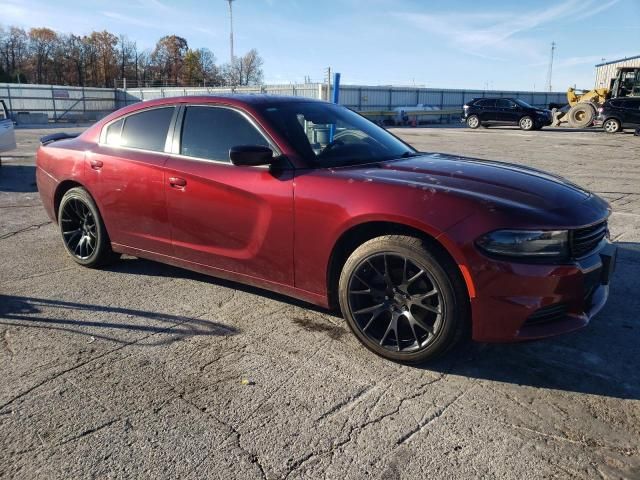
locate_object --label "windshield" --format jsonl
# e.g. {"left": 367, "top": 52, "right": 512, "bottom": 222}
{"left": 515, "top": 99, "right": 535, "bottom": 109}
{"left": 259, "top": 102, "right": 417, "bottom": 167}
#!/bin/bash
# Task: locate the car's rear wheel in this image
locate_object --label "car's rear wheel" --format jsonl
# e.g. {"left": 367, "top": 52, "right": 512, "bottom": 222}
{"left": 466, "top": 115, "right": 480, "bottom": 129}
{"left": 603, "top": 118, "right": 621, "bottom": 134}
{"left": 519, "top": 116, "right": 534, "bottom": 130}
{"left": 58, "top": 187, "right": 120, "bottom": 267}
{"left": 338, "top": 235, "right": 467, "bottom": 363}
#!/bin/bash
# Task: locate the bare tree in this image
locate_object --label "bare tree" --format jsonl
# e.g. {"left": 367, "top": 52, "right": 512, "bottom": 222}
{"left": 151, "top": 35, "right": 188, "bottom": 85}
{"left": 222, "top": 48, "right": 264, "bottom": 86}
{"left": 0, "top": 23, "right": 264, "bottom": 88}
{"left": 28, "top": 27, "right": 58, "bottom": 83}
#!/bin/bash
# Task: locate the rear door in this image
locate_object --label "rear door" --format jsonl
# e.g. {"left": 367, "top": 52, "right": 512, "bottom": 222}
{"left": 477, "top": 99, "right": 497, "bottom": 122}
{"left": 622, "top": 99, "right": 640, "bottom": 126}
{"left": 164, "top": 104, "right": 295, "bottom": 285}
{"left": 0, "top": 100, "right": 16, "bottom": 153}
{"left": 88, "top": 106, "right": 175, "bottom": 255}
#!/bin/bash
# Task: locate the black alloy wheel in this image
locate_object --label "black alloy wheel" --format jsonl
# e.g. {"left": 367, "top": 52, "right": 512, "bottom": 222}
{"left": 58, "top": 187, "right": 120, "bottom": 267}
{"left": 61, "top": 197, "right": 98, "bottom": 260}
{"left": 339, "top": 235, "right": 467, "bottom": 363}
{"left": 347, "top": 253, "right": 444, "bottom": 353}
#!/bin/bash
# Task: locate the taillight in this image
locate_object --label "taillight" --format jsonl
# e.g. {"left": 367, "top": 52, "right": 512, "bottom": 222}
{"left": 463, "top": 105, "right": 469, "bottom": 109}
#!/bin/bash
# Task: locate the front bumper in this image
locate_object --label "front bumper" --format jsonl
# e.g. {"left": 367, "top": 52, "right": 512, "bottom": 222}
{"left": 469, "top": 240, "right": 616, "bottom": 342}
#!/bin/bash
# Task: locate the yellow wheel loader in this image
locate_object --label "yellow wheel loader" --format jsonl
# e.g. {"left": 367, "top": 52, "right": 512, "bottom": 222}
{"left": 552, "top": 67, "right": 640, "bottom": 128}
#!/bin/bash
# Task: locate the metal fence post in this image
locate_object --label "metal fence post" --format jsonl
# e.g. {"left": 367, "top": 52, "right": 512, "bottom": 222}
{"left": 358, "top": 87, "right": 362, "bottom": 110}
{"left": 388, "top": 88, "right": 392, "bottom": 111}
{"left": 6, "top": 84, "right": 13, "bottom": 117}
{"left": 51, "top": 85, "right": 57, "bottom": 121}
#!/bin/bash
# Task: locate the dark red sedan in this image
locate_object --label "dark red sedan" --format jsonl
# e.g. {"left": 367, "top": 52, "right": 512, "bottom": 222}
{"left": 36, "top": 95, "right": 616, "bottom": 363}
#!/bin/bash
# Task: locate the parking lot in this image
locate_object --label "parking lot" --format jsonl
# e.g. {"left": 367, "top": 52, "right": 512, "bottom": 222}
{"left": 1, "top": 125, "right": 639, "bottom": 479}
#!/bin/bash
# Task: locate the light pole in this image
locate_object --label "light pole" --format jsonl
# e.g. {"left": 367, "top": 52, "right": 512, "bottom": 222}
{"left": 227, "top": 0, "right": 235, "bottom": 63}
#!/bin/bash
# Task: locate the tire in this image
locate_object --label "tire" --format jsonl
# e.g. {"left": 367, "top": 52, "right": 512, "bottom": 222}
{"left": 58, "top": 187, "right": 120, "bottom": 267}
{"left": 466, "top": 115, "right": 480, "bottom": 129}
{"left": 567, "top": 103, "right": 595, "bottom": 128}
{"left": 338, "top": 235, "right": 468, "bottom": 364}
{"left": 603, "top": 118, "right": 621, "bottom": 134}
{"left": 519, "top": 116, "right": 535, "bottom": 131}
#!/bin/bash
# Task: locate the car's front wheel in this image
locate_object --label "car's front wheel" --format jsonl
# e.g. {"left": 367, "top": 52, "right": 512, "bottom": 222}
{"left": 466, "top": 115, "right": 480, "bottom": 129}
{"left": 519, "top": 116, "right": 534, "bottom": 130}
{"left": 58, "top": 187, "right": 120, "bottom": 267}
{"left": 603, "top": 118, "right": 621, "bottom": 134}
{"left": 338, "top": 235, "right": 468, "bottom": 363}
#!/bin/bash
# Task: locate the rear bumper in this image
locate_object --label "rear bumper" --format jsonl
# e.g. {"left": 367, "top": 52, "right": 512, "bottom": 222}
{"left": 469, "top": 240, "right": 616, "bottom": 342}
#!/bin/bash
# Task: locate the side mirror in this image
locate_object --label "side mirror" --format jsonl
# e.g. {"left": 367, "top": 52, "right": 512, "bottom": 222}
{"left": 229, "top": 145, "right": 273, "bottom": 166}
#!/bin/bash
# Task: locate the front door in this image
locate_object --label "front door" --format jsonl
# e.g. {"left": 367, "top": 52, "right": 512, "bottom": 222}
{"left": 496, "top": 99, "right": 519, "bottom": 123}
{"left": 87, "top": 106, "right": 175, "bottom": 255}
{"left": 165, "top": 105, "right": 294, "bottom": 285}
{"left": 0, "top": 100, "right": 16, "bottom": 153}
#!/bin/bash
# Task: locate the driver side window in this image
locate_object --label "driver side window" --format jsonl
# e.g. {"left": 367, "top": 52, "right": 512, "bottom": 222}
{"left": 180, "top": 106, "right": 270, "bottom": 162}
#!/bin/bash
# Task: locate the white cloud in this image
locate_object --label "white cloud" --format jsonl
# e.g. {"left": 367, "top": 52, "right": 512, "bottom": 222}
{"left": 393, "top": 0, "right": 621, "bottom": 62}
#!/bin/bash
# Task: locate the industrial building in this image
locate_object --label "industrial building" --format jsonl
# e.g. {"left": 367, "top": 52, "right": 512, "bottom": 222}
{"left": 595, "top": 55, "right": 640, "bottom": 89}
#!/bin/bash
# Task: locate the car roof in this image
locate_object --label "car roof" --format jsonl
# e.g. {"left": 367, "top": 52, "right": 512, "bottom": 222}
{"left": 135, "top": 94, "right": 323, "bottom": 108}
{"left": 471, "top": 97, "right": 517, "bottom": 102}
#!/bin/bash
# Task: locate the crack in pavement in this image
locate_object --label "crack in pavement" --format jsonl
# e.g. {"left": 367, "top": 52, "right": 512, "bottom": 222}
{"left": 175, "top": 392, "right": 268, "bottom": 480}
{"left": 282, "top": 371, "right": 451, "bottom": 479}
{"left": 314, "top": 384, "right": 376, "bottom": 423}
{"left": 0, "top": 221, "right": 52, "bottom": 240}
{"left": 395, "top": 386, "right": 474, "bottom": 445}
{"left": 0, "top": 319, "right": 189, "bottom": 413}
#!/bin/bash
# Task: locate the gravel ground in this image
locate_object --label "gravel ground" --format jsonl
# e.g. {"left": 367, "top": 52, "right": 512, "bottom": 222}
{"left": 1, "top": 124, "right": 639, "bottom": 479}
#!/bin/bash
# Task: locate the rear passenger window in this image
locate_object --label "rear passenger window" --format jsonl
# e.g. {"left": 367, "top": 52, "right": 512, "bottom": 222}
{"left": 477, "top": 99, "right": 496, "bottom": 107}
{"left": 119, "top": 107, "right": 174, "bottom": 152}
{"left": 180, "top": 106, "right": 270, "bottom": 162}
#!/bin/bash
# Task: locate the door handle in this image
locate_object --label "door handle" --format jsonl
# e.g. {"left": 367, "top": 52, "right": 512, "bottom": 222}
{"left": 90, "top": 159, "right": 103, "bottom": 170}
{"left": 169, "top": 177, "right": 187, "bottom": 188}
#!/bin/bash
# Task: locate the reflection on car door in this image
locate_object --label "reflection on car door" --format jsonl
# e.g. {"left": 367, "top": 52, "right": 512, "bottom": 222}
{"left": 0, "top": 100, "right": 16, "bottom": 154}
{"left": 88, "top": 106, "right": 175, "bottom": 255}
{"left": 164, "top": 105, "right": 295, "bottom": 285}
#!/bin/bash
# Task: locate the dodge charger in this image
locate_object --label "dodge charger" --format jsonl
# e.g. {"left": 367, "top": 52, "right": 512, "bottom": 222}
{"left": 36, "top": 95, "right": 616, "bottom": 363}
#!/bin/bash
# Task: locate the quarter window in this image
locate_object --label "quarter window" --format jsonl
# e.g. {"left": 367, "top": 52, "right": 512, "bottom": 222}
{"left": 105, "top": 119, "right": 124, "bottom": 145}
{"left": 118, "top": 107, "right": 174, "bottom": 152}
{"left": 180, "top": 106, "right": 270, "bottom": 162}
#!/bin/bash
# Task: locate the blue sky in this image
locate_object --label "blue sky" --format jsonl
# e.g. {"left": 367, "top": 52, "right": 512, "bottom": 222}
{"left": 3, "top": 0, "right": 639, "bottom": 90}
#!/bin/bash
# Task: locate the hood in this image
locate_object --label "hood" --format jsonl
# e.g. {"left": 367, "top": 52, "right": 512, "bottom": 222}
{"left": 335, "top": 153, "right": 591, "bottom": 212}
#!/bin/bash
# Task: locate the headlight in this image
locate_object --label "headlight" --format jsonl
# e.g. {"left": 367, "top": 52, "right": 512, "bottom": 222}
{"left": 476, "top": 230, "right": 569, "bottom": 259}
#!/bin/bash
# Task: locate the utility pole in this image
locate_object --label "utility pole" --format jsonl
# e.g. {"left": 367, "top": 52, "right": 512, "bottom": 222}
{"left": 546, "top": 41, "right": 555, "bottom": 92}
{"left": 325, "top": 66, "right": 332, "bottom": 101}
{"left": 226, "top": 0, "right": 235, "bottom": 63}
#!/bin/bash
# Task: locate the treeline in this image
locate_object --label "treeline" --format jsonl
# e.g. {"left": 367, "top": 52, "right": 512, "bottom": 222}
{"left": 0, "top": 25, "right": 264, "bottom": 87}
